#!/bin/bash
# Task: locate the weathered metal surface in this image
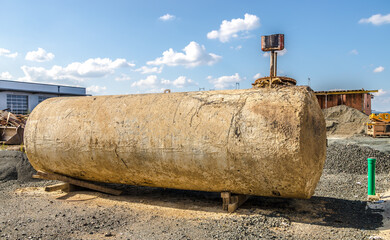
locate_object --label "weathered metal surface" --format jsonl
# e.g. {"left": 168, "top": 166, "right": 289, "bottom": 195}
{"left": 261, "top": 34, "right": 284, "bottom": 51}
{"left": 25, "top": 86, "right": 326, "bottom": 199}
{"left": 252, "top": 76, "right": 297, "bottom": 88}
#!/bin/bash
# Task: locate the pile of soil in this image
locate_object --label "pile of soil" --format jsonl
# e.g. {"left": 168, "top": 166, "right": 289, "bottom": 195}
{"left": 0, "top": 150, "right": 36, "bottom": 182}
{"left": 325, "top": 143, "right": 390, "bottom": 174}
{"left": 323, "top": 105, "right": 369, "bottom": 136}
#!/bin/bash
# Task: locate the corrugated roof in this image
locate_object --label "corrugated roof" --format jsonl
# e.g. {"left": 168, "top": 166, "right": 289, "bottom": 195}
{"left": 0, "top": 79, "right": 86, "bottom": 96}
{"left": 314, "top": 89, "right": 378, "bottom": 95}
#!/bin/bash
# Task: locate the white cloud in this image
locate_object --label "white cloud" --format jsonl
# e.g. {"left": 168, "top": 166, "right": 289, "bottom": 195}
{"left": 25, "top": 48, "right": 55, "bottom": 62}
{"left": 86, "top": 85, "right": 107, "bottom": 94}
{"left": 147, "top": 41, "right": 221, "bottom": 68}
{"left": 253, "top": 73, "right": 261, "bottom": 79}
{"left": 349, "top": 49, "right": 359, "bottom": 55}
{"left": 230, "top": 45, "right": 242, "bottom": 50}
{"left": 0, "top": 48, "right": 18, "bottom": 58}
{"left": 159, "top": 14, "right": 176, "bottom": 21}
{"left": 135, "top": 66, "right": 163, "bottom": 74}
{"left": 131, "top": 75, "right": 197, "bottom": 90}
{"left": 359, "top": 14, "right": 390, "bottom": 25}
{"left": 207, "top": 14, "right": 260, "bottom": 43}
{"left": 372, "top": 89, "right": 390, "bottom": 111}
{"left": 172, "top": 76, "right": 194, "bottom": 88}
{"left": 209, "top": 73, "right": 242, "bottom": 89}
{"left": 0, "top": 72, "right": 12, "bottom": 79}
{"left": 131, "top": 75, "right": 158, "bottom": 88}
{"left": 374, "top": 89, "right": 387, "bottom": 97}
{"left": 162, "top": 76, "right": 196, "bottom": 88}
{"left": 263, "top": 48, "right": 288, "bottom": 57}
{"left": 115, "top": 74, "right": 132, "bottom": 81}
{"left": 374, "top": 66, "right": 384, "bottom": 73}
{"left": 19, "top": 58, "right": 135, "bottom": 83}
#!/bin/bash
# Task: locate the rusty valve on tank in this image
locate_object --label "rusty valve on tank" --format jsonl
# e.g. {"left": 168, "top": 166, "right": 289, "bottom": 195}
{"left": 252, "top": 34, "right": 297, "bottom": 88}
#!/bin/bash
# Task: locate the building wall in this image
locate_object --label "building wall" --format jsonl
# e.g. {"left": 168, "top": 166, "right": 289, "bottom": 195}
{"left": 0, "top": 91, "right": 61, "bottom": 114}
{"left": 316, "top": 93, "right": 372, "bottom": 115}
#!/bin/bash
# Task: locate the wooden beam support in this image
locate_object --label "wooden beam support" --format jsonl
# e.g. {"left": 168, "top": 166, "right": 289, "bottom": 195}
{"left": 43, "top": 183, "right": 80, "bottom": 193}
{"left": 44, "top": 183, "right": 71, "bottom": 192}
{"left": 221, "top": 192, "right": 249, "bottom": 213}
{"left": 34, "top": 171, "right": 122, "bottom": 196}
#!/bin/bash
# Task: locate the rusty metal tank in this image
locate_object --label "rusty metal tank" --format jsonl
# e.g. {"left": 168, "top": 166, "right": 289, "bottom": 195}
{"left": 24, "top": 86, "right": 326, "bottom": 199}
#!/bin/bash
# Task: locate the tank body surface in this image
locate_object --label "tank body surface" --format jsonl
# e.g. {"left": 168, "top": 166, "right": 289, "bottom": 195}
{"left": 25, "top": 86, "right": 326, "bottom": 199}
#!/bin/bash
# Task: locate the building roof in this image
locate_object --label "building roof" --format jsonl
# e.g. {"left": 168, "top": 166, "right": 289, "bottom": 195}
{"left": 314, "top": 89, "right": 378, "bottom": 95}
{"left": 0, "top": 79, "right": 86, "bottom": 96}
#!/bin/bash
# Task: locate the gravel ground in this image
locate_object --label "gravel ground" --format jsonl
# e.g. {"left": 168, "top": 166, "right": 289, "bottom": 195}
{"left": 325, "top": 143, "right": 390, "bottom": 174}
{"left": 0, "top": 177, "right": 384, "bottom": 240}
{"left": 0, "top": 141, "right": 389, "bottom": 239}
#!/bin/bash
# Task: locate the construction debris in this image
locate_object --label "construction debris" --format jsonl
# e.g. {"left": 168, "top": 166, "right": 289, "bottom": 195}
{"left": 0, "top": 110, "right": 28, "bottom": 145}
{"left": 0, "top": 110, "right": 27, "bottom": 128}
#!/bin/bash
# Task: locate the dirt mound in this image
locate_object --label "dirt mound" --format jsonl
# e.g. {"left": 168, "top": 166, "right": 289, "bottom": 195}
{"left": 323, "top": 105, "right": 369, "bottom": 136}
{"left": 0, "top": 150, "right": 37, "bottom": 182}
{"left": 325, "top": 143, "right": 390, "bottom": 174}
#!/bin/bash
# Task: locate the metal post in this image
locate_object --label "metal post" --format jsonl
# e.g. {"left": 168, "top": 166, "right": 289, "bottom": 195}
{"left": 368, "top": 158, "right": 376, "bottom": 196}
{"left": 274, "top": 51, "right": 277, "bottom": 76}
{"left": 325, "top": 95, "right": 327, "bottom": 108}
{"left": 270, "top": 51, "right": 275, "bottom": 77}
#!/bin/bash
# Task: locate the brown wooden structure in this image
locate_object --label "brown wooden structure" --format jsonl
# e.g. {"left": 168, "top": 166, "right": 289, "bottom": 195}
{"left": 366, "top": 122, "right": 390, "bottom": 138}
{"left": 315, "top": 89, "right": 378, "bottom": 115}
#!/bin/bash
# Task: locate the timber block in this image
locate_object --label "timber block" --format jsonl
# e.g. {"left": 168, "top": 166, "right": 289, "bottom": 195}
{"left": 34, "top": 171, "right": 122, "bottom": 196}
{"left": 221, "top": 192, "right": 249, "bottom": 213}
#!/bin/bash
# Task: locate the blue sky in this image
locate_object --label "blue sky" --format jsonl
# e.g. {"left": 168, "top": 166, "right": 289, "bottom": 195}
{"left": 0, "top": 0, "right": 389, "bottom": 110}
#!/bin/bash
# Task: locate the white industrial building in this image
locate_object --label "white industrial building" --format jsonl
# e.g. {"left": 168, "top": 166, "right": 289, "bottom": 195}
{"left": 0, "top": 80, "right": 87, "bottom": 114}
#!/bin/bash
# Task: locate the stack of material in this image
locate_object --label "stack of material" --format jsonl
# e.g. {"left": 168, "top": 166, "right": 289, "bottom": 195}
{"left": 0, "top": 110, "right": 27, "bottom": 128}
{"left": 323, "top": 105, "right": 369, "bottom": 137}
{"left": 367, "top": 113, "right": 390, "bottom": 138}
{"left": 0, "top": 110, "right": 28, "bottom": 145}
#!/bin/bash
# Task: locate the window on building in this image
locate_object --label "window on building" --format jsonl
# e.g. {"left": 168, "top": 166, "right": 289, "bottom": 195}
{"left": 38, "top": 96, "right": 52, "bottom": 103}
{"left": 7, "top": 94, "right": 28, "bottom": 114}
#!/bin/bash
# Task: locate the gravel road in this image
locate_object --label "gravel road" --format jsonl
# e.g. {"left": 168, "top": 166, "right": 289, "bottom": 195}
{"left": 0, "top": 139, "right": 389, "bottom": 239}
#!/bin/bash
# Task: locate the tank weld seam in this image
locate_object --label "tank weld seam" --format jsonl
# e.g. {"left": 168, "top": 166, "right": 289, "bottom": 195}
{"left": 189, "top": 99, "right": 220, "bottom": 127}
{"left": 114, "top": 146, "right": 128, "bottom": 169}
{"left": 64, "top": 110, "right": 73, "bottom": 119}
{"left": 189, "top": 102, "right": 206, "bottom": 127}
{"left": 172, "top": 98, "right": 184, "bottom": 124}
{"left": 226, "top": 97, "right": 248, "bottom": 144}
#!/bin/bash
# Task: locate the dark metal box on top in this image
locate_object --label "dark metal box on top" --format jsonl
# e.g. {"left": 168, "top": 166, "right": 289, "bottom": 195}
{"left": 261, "top": 34, "right": 284, "bottom": 51}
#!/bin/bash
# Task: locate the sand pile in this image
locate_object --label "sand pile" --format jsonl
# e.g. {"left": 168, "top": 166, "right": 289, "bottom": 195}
{"left": 323, "top": 105, "right": 369, "bottom": 136}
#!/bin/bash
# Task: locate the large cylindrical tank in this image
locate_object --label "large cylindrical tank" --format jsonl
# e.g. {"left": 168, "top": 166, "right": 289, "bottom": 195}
{"left": 25, "top": 86, "right": 326, "bottom": 199}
